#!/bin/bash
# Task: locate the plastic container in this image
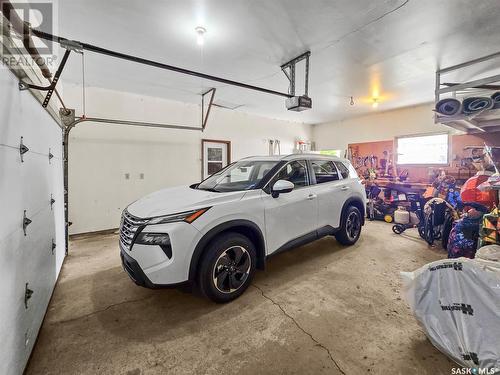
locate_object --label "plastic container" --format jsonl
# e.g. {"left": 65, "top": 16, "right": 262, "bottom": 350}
{"left": 394, "top": 207, "right": 410, "bottom": 224}
{"left": 410, "top": 212, "right": 420, "bottom": 225}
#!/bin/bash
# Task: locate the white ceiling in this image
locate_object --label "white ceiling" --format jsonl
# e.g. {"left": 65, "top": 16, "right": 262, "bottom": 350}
{"left": 56, "top": 0, "right": 500, "bottom": 124}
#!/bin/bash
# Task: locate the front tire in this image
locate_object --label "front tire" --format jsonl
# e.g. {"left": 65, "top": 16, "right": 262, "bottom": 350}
{"left": 335, "top": 206, "right": 362, "bottom": 245}
{"left": 197, "top": 232, "right": 256, "bottom": 303}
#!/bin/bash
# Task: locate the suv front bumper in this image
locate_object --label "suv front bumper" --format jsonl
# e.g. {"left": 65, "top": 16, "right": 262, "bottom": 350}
{"left": 120, "top": 248, "right": 156, "bottom": 288}
{"left": 120, "top": 248, "right": 191, "bottom": 289}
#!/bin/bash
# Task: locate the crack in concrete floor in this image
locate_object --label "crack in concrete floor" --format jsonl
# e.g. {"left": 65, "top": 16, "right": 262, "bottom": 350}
{"left": 54, "top": 295, "right": 155, "bottom": 325}
{"left": 252, "top": 284, "right": 347, "bottom": 375}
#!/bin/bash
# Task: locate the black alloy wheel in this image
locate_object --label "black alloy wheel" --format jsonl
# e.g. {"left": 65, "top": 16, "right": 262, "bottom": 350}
{"left": 198, "top": 232, "right": 256, "bottom": 303}
{"left": 212, "top": 246, "right": 251, "bottom": 294}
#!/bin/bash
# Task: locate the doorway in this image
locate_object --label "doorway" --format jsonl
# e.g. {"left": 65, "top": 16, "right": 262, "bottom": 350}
{"left": 202, "top": 139, "right": 231, "bottom": 179}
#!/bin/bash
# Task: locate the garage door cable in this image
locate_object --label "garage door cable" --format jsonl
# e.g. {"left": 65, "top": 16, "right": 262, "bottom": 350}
{"left": 29, "top": 28, "right": 294, "bottom": 101}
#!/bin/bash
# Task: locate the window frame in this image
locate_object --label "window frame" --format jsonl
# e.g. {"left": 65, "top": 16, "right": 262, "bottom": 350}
{"left": 263, "top": 160, "right": 311, "bottom": 193}
{"left": 309, "top": 159, "right": 343, "bottom": 185}
{"left": 395, "top": 132, "right": 450, "bottom": 167}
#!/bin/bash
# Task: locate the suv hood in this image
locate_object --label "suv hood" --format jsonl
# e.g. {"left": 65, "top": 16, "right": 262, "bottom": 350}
{"left": 126, "top": 185, "right": 246, "bottom": 218}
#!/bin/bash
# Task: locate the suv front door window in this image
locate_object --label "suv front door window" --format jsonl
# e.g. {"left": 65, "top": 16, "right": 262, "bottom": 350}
{"left": 268, "top": 160, "right": 309, "bottom": 189}
{"left": 262, "top": 160, "right": 317, "bottom": 254}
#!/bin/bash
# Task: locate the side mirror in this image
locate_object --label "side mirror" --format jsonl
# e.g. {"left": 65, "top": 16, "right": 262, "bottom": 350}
{"left": 271, "top": 180, "right": 294, "bottom": 198}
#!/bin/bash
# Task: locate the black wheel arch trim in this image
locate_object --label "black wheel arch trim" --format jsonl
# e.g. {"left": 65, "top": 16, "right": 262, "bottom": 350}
{"left": 341, "top": 197, "right": 366, "bottom": 226}
{"left": 188, "top": 219, "right": 266, "bottom": 281}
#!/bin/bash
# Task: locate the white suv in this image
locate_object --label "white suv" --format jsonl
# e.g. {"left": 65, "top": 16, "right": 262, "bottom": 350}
{"left": 120, "top": 154, "right": 366, "bottom": 302}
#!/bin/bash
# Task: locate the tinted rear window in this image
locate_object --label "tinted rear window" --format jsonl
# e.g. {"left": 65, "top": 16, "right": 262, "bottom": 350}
{"left": 311, "top": 160, "right": 339, "bottom": 184}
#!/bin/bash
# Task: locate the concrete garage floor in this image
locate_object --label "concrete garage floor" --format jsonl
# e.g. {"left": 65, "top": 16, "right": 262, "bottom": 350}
{"left": 27, "top": 221, "right": 454, "bottom": 375}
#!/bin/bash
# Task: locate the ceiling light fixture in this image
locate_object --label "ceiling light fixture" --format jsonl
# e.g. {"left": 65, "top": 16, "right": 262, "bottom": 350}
{"left": 195, "top": 26, "right": 206, "bottom": 46}
{"left": 372, "top": 98, "right": 379, "bottom": 108}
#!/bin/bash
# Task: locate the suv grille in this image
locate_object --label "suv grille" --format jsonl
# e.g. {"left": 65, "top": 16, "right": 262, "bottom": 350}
{"left": 120, "top": 210, "right": 148, "bottom": 249}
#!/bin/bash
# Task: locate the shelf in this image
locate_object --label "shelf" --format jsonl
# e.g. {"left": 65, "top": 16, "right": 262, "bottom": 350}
{"left": 435, "top": 51, "right": 500, "bottom": 133}
{"left": 435, "top": 108, "right": 500, "bottom": 133}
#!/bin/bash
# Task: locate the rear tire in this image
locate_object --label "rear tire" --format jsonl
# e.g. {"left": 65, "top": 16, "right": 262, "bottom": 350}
{"left": 335, "top": 206, "right": 362, "bottom": 245}
{"left": 197, "top": 232, "right": 256, "bottom": 303}
{"left": 392, "top": 224, "right": 404, "bottom": 234}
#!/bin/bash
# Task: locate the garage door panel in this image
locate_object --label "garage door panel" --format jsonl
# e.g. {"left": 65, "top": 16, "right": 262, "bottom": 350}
{"left": 0, "top": 226, "right": 29, "bottom": 375}
{"left": 0, "top": 77, "right": 28, "bottom": 148}
{"left": 22, "top": 208, "right": 58, "bottom": 356}
{"left": 0, "top": 147, "right": 61, "bottom": 234}
{"left": 20, "top": 152, "right": 57, "bottom": 214}
{"left": 0, "top": 66, "right": 65, "bottom": 375}
{"left": 0, "top": 148, "right": 23, "bottom": 238}
{"left": 0, "top": 76, "right": 62, "bottom": 154}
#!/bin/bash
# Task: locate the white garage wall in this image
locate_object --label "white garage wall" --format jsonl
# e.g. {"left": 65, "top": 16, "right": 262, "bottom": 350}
{"left": 0, "top": 68, "right": 65, "bottom": 374}
{"left": 312, "top": 103, "right": 455, "bottom": 153}
{"left": 63, "top": 85, "right": 312, "bottom": 234}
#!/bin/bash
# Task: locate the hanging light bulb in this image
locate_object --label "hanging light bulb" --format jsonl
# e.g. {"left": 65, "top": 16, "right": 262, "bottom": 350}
{"left": 372, "top": 98, "right": 379, "bottom": 108}
{"left": 195, "top": 26, "right": 206, "bottom": 46}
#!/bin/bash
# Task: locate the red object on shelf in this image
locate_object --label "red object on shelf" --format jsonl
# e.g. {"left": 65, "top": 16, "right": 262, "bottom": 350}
{"left": 460, "top": 172, "right": 498, "bottom": 209}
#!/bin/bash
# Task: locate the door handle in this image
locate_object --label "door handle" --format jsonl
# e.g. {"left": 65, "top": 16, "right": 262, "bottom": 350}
{"left": 307, "top": 194, "right": 317, "bottom": 200}
{"left": 340, "top": 186, "right": 349, "bottom": 191}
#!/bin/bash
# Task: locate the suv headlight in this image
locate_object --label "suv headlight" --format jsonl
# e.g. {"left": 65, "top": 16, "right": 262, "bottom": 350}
{"left": 147, "top": 207, "right": 210, "bottom": 225}
{"left": 136, "top": 232, "right": 170, "bottom": 246}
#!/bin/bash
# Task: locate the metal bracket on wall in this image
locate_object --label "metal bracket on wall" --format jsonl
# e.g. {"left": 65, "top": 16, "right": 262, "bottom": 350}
{"left": 18, "top": 81, "right": 30, "bottom": 91}
{"left": 60, "top": 108, "right": 76, "bottom": 127}
{"left": 50, "top": 194, "right": 55, "bottom": 210}
{"left": 24, "top": 283, "right": 33, "bottom": 309}
{"left": 201, "top": 88, "right": 216, "bottom": 131}
{"left": 18, "top": 49, "right": 72, "bottom": 108}
{"left": 19, "top": 136, "right": 29, "bottom": 162}
{"left": 49, "top": 148, "right": 54, "bottom": 163}
{"left": 23, "top": 210, "right": 32, "bottom": 236}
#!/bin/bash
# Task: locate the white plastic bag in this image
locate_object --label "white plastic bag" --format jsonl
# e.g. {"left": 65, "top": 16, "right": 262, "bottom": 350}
{"left": 401, "top": 257, "right": 500, "bottom": 370}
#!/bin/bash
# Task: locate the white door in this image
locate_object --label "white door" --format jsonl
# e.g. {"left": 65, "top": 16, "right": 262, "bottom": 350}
{"left": 203, "top": 141, "right": 229, "bottom": 179}
{"left": 262, "top": 160, "right": 318, "bottom": 254}
{"left": 309, "top": 159, "right": 350, "bottom": 229}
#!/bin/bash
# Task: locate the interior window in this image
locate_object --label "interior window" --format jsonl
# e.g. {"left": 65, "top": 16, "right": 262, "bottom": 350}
{"left": 312, "top": 160, "right": 339, "bottom": 184}
{"left": 334, "top": 161, "right": 349, "bottom": 179}
{"left": 396, "top": 133, "right": 449, "bottom": 165}
{"left": 271, "top": 160, "right": 309, "bottom": 188}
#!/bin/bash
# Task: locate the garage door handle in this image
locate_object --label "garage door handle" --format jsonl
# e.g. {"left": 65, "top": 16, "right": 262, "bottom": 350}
{"left": 341, "top": 186, "right": 349, "bottom": 191}
{"left": 307, "top": 194, "right": 317, "bottom": 200}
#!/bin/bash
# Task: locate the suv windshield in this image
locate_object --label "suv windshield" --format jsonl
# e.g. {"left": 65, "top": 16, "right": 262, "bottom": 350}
{"left": 196, "top": 160, "right": 279, "bottom": 192}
